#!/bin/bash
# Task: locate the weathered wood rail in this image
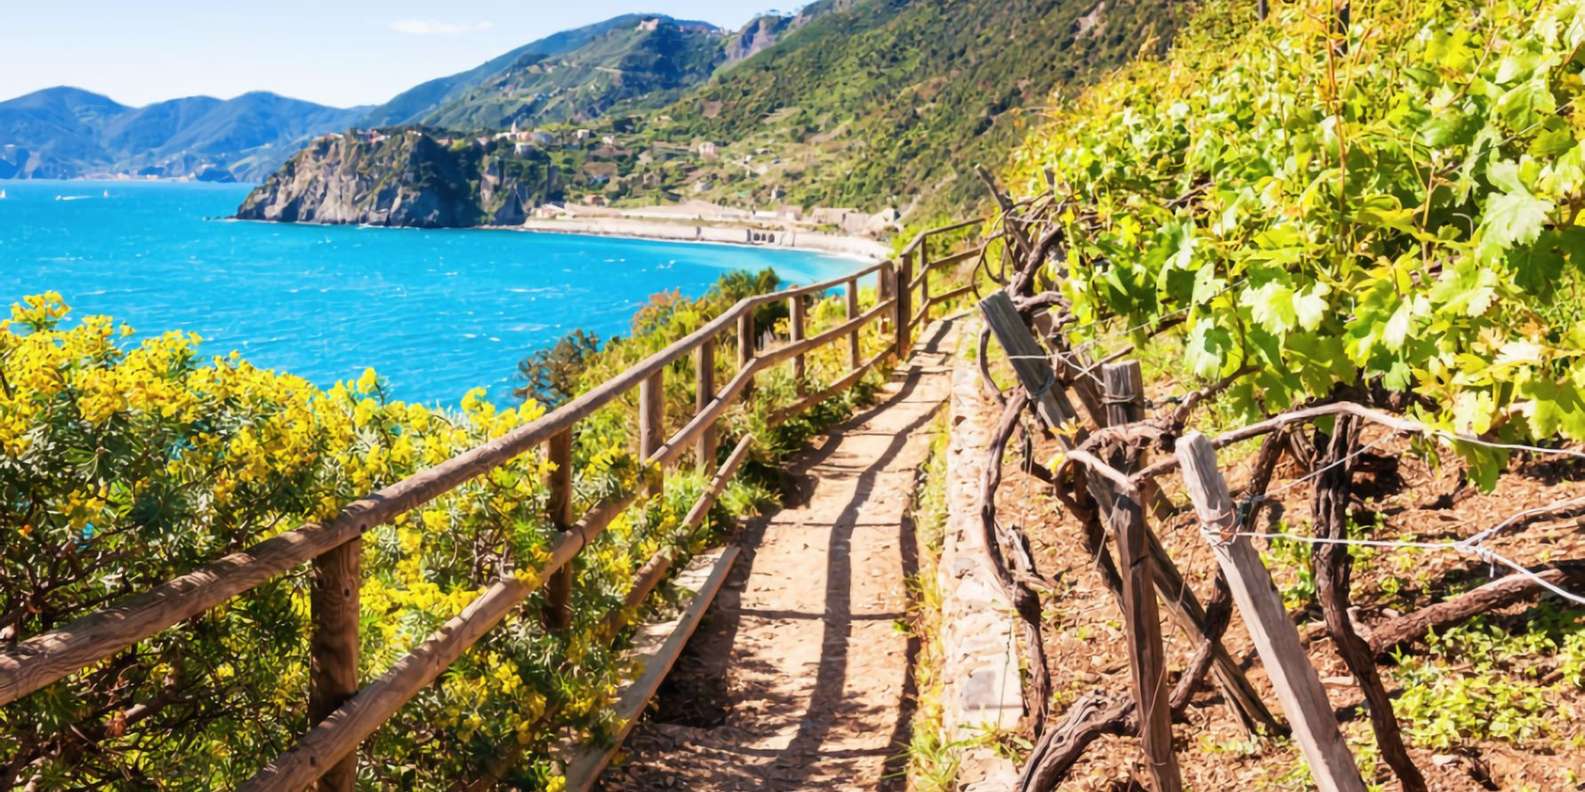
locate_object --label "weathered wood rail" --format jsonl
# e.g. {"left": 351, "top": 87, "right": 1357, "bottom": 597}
{"left": 0, "top": 219, "right": 984, "bottom": 790}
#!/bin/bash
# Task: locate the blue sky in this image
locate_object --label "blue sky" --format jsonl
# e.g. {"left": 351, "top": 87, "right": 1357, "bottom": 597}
{"left": 0, "top": 2, "right": 789, "bottom": 108}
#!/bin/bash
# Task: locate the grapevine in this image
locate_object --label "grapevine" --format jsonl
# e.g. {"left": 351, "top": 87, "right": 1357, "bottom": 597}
{"left": 1007, "top": 0, "right": 1585, "bottom": 487}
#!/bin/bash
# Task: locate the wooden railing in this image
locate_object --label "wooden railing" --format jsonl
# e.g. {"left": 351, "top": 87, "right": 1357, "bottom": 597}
{"left": 0, "top": 218, "right": 984, "bottom": 790}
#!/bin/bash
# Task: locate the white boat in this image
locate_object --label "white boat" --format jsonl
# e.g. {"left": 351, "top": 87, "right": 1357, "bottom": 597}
{"left": 103, "top": 190, "right": 110, "bottom": 198}
{"left": 0, "top": 189, "right": 6, "bottom": 200}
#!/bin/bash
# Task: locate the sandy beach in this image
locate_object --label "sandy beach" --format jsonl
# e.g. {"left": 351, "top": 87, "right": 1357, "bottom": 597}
{"left": 504, "top": 216, "right": 890, "bottom": 260}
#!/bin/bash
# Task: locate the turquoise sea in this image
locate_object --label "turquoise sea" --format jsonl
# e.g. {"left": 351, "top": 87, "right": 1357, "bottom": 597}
{"left": 0, "top": 180, "right": 857, "bottom": 406}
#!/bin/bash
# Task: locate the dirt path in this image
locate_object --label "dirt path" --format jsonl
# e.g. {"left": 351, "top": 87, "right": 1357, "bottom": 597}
{"left": 601, "top": 318, "right": 961, "bottom": 791}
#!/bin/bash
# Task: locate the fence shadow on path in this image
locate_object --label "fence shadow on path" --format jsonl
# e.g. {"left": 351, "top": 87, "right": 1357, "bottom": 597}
{"left": 637, "top": 318, "right": 956, "bottom": 790}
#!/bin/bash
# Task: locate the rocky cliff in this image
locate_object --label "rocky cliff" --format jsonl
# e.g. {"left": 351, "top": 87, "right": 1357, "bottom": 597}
{"left": 235, "top": 131, "right": 560, "bottom": 227}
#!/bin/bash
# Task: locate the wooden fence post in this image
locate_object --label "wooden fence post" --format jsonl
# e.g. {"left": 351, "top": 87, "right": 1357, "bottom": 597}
{"left": 878, "top": 261, "right": 894, "bottom": 335}
{"left": 895, "top": 253, "right": 913, "bottom": 358}
{"left": 1175, "top": 432, "right": 1366, "bottom": 792}
{"left": 309, "top": 538, "right": 360, "bottom": 792}
{"left": 695, "top": 339, "right": 717, "bottom": 473}
{"left": 737, "top": 310, "right": 755, "bottom": 401}
{"left": 790, "top": 294, "right": 807, "bottom": 394}
{"left": 542, "top": 429, "right": 574, "bottom": 633}
{"left": 639, "top": 371, "right": 664, "bottom": 496}
{"left": 845, "top": 277, "right": 861, "bottom": 370}
{"left": 918, "top": 250, "right": 931, "bottom": 326}
{"left": 1101, "top": 361, "right": 1181, "bottom": 792}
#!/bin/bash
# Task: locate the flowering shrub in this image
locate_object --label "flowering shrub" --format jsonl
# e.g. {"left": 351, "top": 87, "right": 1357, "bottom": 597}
{"left": 0, "top": 266, "right": 894, "bottom": 788}
{"left": 0, "top": 293, "right": 670, "bottom": 788}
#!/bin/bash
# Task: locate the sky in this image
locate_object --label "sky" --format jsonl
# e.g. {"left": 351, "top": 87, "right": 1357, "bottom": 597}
{"left": 0, "top": 2, "right": 788, "bottom": 108}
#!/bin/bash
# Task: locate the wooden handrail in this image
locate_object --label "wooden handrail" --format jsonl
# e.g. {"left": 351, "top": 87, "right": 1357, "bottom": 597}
{"left": 769, "top": 348, "right": 889, "bottom": 427}
{"left": 932, "top": 283, "right": 976, "bottom": 304}
{"left": 758, "top": 298, "right": 894, "bottom": 369}
{"left": 0, "top": 216, "right": 983, "bottom": 789}
{"left": 911, "top": 247, "right": 981, "bottom": 288}
{"left": 899, "top": 216, "right": 985, "bottom": 255}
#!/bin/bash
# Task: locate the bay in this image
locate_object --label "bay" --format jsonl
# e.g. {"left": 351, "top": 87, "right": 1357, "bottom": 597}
{"left": 0, "top": 180, "right": 859, "bottom": 406}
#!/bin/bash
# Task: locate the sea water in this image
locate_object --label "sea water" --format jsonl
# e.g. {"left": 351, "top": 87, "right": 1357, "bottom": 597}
{"left": 0, "top": 180, "right": 859, "bottom": 406}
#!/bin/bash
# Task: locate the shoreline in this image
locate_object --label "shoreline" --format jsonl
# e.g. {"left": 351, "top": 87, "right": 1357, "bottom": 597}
{"left": 14, "top": 176, "right": 894, "bottom": 262}
{"left": 226, "top": 215, "right": 888, "bottom": 265}
{"left": 498, "top": 216, "right": 890, "bottom": 261}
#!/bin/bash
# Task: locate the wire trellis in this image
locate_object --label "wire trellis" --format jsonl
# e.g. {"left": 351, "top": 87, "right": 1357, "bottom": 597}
{"left": 1211, "top": 433, "right": 1585, "bottom": 609}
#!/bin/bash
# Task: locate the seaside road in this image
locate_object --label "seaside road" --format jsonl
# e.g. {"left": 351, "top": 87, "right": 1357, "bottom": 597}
{"left": 599, "top": 316, "right": 961, "bottom": 791}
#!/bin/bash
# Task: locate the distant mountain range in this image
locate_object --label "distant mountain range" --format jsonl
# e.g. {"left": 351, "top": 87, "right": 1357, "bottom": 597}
{"left": 0, "top": 88, "right": 365, "bottom": 181}
{"left": 0, "top": 13, "right": 809, "bottom": 183}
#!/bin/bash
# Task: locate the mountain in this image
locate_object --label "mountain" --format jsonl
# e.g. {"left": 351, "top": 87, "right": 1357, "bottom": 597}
{"left": 362, "top": 14, "right": 713, "bottom": 128}
{"left": 418, "top": 17, "right": 728, "bottom": 131}
{"left": 0, "top": 87, "right": 129, "bottom": 178}
{"left": 659, "top": 0, "right": 1186, "bottom": 216}
{"left": 0, "top": 87, "right": 363, "bottom": 181}
{"left": 359, "top": 14, "right": 800, "bottom": 133}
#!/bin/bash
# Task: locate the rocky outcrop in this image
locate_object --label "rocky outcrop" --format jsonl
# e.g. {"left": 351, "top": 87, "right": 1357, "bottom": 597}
{"left": 724, "top": 15, "right": 793, "bottom": 62}
{"left": 236, "top": 131, "right": 560, "bottom": 228}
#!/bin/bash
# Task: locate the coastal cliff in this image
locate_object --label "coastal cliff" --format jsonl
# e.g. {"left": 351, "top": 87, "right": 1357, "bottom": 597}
{"left": 236, "top": 131, "right": 560, "bottom": 227}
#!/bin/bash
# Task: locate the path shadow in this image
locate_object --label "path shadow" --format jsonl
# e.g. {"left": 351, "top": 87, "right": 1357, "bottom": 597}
{"left": 760, "top": 319, "right": 953, "bottom": 788}
{"left": 632, "top": 319, "right": 956, "bottom": 790}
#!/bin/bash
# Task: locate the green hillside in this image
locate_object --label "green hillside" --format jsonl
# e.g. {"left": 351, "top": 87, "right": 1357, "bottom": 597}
{"left": 0, "top": 87, "right": 128, "bottom": 177}
{"left": 421, "top": 17, "right": 727, "bottom": 130}
{"left": 656, "top": 0, "right": 1184, "bottom": 217}
{"left": 360, "top": 14, "right": 704, "bottom": 128}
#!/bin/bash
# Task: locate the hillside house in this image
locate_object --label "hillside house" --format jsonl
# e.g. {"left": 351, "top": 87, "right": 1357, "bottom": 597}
{"left": 581, "top": 161, "right": 618, "bottom": 183}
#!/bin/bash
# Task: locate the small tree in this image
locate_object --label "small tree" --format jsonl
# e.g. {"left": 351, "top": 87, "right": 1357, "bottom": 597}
{"left": 516, "top": 329, "right": 602, "bottom": 406}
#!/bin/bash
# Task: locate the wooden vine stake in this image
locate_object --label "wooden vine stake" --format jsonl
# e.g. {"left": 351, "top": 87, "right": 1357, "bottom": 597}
{"left": 979, "top": 291, "right": 1277, "bottom": 737}
{"left": 1101, "top": 361, "right": 1181, "bottom": 792}
{"left": 978, "top": 292, "right": 1084, "bottom": 434}
{"left": 1174, "top": 432, "right": 1366, "bottom": 792}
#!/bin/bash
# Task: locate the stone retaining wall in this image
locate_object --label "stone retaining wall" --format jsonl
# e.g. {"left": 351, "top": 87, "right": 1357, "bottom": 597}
{"left": 938, "top": 321, "right": 1023, "bottom": 790}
